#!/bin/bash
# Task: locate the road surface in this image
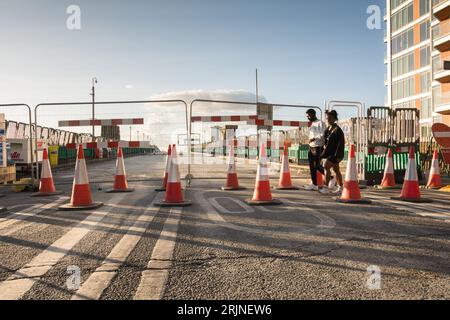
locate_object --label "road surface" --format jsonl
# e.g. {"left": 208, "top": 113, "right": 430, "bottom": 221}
{"left": 0, "top": 154, "right": 449, "bottom": 300}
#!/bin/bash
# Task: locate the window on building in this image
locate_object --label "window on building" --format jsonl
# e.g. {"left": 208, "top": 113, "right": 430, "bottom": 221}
{"left": 420, "top": 46, "right": 430, "bottom": 67}
{"left": 392, "top": 52, "right": 415, "bottom": 77}
{"left": 420, "top": 21, "right": 430, "bottom": 42}
{"left": 392, "top": 75, "right": 415, "bottom": 101}
{"left": 392, "top": 3, "right": 413, "bottom": 32}
{"left": 419, "top": 72, "right": 431, "bottom": 93}
{"left": 419, "top": 0, "right": 430, "bottom": 17}
{"left": 392, "top": 27, "right": 414, "bottom": 55}
{"left": 420, "top": 98, "right": 432, "bottom": 119}
{"left": 391, "top": 0, "right": 409, "bottom": 11}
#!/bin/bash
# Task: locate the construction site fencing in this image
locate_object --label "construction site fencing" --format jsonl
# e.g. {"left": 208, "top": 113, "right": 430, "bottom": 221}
{"left": 189, "top": 99, "right": 321, "bottom": 180}
{"left": 34, "top": 99, "right": 189, "bottom": 187}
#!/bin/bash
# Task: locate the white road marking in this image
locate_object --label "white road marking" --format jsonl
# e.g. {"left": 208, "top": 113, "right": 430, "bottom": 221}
{"left": 209, "top": 197, "right": 255, "bottom": 214}
{"left": 197, "top": 192, "right": 335, "bottom": 239}
{"left": 71, "top": 197, "right": 162, "bottom": 300}
{"left": 0, "top": 197, "right": 69, "bottom": 236}
{"left": 134, "top": 207, "right": 183, "bottom": 300}
{"left": 368, "top": 193, "right": 450, "bottom": 220}
{"left": 0, "top": 194, "right": 127, "bottom": 300}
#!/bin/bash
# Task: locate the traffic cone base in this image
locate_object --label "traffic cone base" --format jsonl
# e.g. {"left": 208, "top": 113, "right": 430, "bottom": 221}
{"left": 246, "top": 198, "right": 283, "bottom": 206}
{"left": 59, "top": 202, "right": 104, "bottom": 211}
{"left": 106, "top": 188, "right": 135, "bottom": 193}
{"left": 154, "top": 200, "right": 192, "bottom": 207}
{"left": 274, "top": 185, "right": 300, "bottom": 191}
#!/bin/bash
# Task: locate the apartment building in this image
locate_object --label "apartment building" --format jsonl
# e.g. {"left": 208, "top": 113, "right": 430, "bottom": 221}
{"left": 385, "top": 0, "right": 450, "bottom": 138}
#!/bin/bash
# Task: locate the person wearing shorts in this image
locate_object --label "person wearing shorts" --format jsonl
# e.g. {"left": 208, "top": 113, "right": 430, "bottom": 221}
{"left": 320, "top": 110, "right": 345, "bottom": 195}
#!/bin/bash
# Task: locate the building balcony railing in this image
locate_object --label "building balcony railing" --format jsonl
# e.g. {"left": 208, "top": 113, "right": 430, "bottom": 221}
{"left": 433, "top": 0, "right": 450, "bottom": 21}
{"left": 434, "top": 20, "right": 450, "bottom": 51}
{"left": 434, "top": 92, "right": 450, "bottom": 114}
{"left": 433, "top": 58, "right": 450, "bottom": 82}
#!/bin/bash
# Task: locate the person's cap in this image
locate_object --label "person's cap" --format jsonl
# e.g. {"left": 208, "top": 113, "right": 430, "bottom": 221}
{"left": 326, "top": 110, "right": 338, "bottom": 119}
{"left": 306, "top": 109, "right": 316, "bottom": 116}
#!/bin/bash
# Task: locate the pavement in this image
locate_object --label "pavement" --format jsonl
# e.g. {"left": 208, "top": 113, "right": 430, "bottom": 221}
{"left": 0, "top": 153, "right": 449, "bottom": 300}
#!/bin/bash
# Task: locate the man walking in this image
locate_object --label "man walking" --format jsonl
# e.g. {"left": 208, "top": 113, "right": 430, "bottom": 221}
{"left": 304, "top": 109, "right": 325, "bottom": 191}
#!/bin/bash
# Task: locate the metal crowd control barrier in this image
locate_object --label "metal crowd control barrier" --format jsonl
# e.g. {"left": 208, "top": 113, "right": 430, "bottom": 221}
{"left": 189, "top": 99, "right": 322, "bottom": 181}
{"left": 0, "top": 104, "right": 35, "bottom": 187}
{"left": 326, "top": 100, "right": 366, "bottom": 181}
{"left": 35, "top": 100, "right": 189, "bottom": 187}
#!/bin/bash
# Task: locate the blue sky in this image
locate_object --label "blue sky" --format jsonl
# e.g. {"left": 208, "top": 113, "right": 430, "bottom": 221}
{"left": 0, "top": 0, "right": 386, "bottom": 144}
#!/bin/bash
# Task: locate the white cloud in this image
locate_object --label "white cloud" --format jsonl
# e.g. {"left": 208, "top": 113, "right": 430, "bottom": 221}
{"left": 150, "top": 89, "right": 266, "bottom": 114}
{"left": 125, "top": 84, "right": 134, "bottom": 89}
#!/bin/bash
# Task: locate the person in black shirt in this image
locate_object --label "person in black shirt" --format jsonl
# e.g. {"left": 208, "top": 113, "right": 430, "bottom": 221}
{"left": 320, "top": 110, "right": 345, "bottom": 194}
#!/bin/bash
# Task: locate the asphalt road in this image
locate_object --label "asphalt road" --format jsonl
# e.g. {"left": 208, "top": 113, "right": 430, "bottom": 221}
{"left": 0, "top": 153, "right": 449, "bottom": 300}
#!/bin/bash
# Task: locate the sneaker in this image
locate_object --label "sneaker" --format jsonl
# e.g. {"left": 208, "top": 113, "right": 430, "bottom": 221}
{"left": 319, "top": 188, "right": 332, "bottom": 194}
{"left": 304, "top": 183, "right": 319, "bottom": 191}
{"left": 332, "top": 186, "right": 343, "bottom": 195}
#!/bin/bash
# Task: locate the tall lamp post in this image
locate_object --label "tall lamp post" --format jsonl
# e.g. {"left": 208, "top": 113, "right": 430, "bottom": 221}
{"left": 90, "top": 77, "right": 98, "bottom": 140}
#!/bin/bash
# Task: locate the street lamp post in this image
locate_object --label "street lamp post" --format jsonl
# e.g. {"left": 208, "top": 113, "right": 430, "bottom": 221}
{"left": 90, "top": 78, "right": 98, "bottom": 140}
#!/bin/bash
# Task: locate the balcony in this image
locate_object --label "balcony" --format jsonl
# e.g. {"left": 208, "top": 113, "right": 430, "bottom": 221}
{"left": 433, "top": 0, "right": 450, "bottom": 21}
{"left": 434, "top": 20, "right": 450, "bottom": 51}
{"left": 434, "top": 59, "right": 450, "bottom": 82}
{"left": 434, "top": 92, "right": 450, "bottom": 114}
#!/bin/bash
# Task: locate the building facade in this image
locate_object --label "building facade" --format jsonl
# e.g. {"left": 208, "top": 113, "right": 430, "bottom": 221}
{"left": 385, "top": 0, "right": 450, "bottom": 138}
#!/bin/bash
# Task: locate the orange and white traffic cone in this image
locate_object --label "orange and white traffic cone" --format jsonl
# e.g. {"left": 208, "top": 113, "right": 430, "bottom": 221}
{"left": 426, "top": 149, "right": 443, "bottom": 190}
{"left": 376, "top": 148, "right": 398, "bottom": 189}
{"left": 155, "top": 145, "right": 192, "bottom": 207}
{"left": 106, "top": 147, "right": 134, "bottom": 193}
{"left": 59, "top": 144, "right": 104, "bottom": 211}
{"left": 275, "top": 144, "right": 299, "bottom": 190}
{"left": 32, "top": 148, "right": 63, "bottom": 197}
{"left": 337, "top": 144, "right": 372, "bottom": 204}
{"left": 222, "top": 145, "right": 245, "bottom": 191}
{"left": 156, "top": 145, "right": 172, "bottom": 192}
{"left": 392, "top": 146, "right": 432, "bottom": 203}
{"left": 246, "top": 144, "right": 282, "bottom": 205}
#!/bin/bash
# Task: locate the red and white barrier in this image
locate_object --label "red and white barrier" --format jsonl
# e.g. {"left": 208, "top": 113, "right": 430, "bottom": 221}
{"left": 247, "top": 119, "right": 310, "bottom": 127}
{"left": 65, "top": 141, "right": 152, "bottom": 150}
{"left": 59, "top": 118, "right": 144, "bottom": 127}
{"left": 191, "top": 115, "right": 259, "bottom": 123}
